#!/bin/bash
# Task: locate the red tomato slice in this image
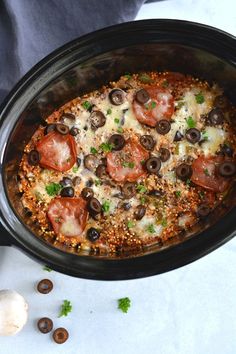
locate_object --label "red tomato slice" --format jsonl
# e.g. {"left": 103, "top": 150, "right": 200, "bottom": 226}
{"left": 37, "top": 131, "right": 76, "bottom": 172}
{"left": 191, "top": 156, "right": 230, "bottom": 193}
{"left": 106, "top": 139, "right": 149, "bottom": 182}
{"left": 133, "top": 87, "right": 174, "bottom": 127}
{"left": 48, "top": 197, "right": 88, "bottom": 237}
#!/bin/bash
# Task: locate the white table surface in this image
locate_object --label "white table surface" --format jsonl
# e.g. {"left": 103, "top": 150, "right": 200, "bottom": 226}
{"left": 1, "top": 1, "right": 236, "bottom": 354}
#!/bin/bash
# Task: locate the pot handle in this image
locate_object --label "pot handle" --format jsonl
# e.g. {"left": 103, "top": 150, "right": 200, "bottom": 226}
{"left": 0, "top": 222, "right": 12, "bottom": 246}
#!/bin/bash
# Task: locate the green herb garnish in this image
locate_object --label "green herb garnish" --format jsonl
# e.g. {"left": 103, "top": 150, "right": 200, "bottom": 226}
{"left": 186, "top": 116, "right": 196, "bottom": 128}
{"left": 151, "top": 101, "right": 157, "bottom": 109}
{"left": 43, "top": 265, "right": 52, "bottom": 272}
{"left": 59, "top": 300, "right": 72, "bottom": 317}
{"left": 90, "top": 147, "right": 98, "bottom": 154}
{"left": 102, "top": 200, "right": 110, "bottom": 213}
{"left": 118, "top": 297, "right": 131, "bottom": 313}
{"left": 136, "top": 184, "right": 147, "bottom": 193}
{"left": 122, "top": 161, "right": 135, "bottom": 168}
{"left": 161, "top": 218, "right": 167, "bottom": 227}
{"left": 138, "top": 73, "right": 153, "bottom": 84}
{"left": 107, "top": 108, "right": 112, "bottom": 115}
{"left": 162, "top": 79, "right": 169, "bottom": 88}
{"left": 175, "top": 190, "right": 181, "bottom": 198}
{"left": 72, "top": 166, "right": 79, "bottom": 173}
{"left": 95, "top": 179, "right": 102, "bottom": 186}
{"left": 99, "top": 142, "right": 113, "bottom": 152}
{"left": 204, "top": 168, "right": 210, "bottom": 176}
{"left": 124, "top": 73, "right": 132, "bottom": 80}
{"left": 176, "top": 100, "right": 185, "bottom": 109}
{"left": 117, "top": 127, "right": 123, "bottom": 133}
{"left": 201, "top": 131, "right": 209, "bottom": 140}
{"left": 195, "top": 92, "right": 205, "bottom": 104}
{"left": 127, "top": 220, "right": 135, "bottom": 228}
{"left": 45, "top": 182, "right": 61, "bottom": 196}
{"left": 114, "top": 118, "right": 120, "bottom": 124}
{"left": 147, "top": 224, "right": 156, "bottom": 234}
{"left": 82, "top": 100, "right": 92, "bottom": 111}
{"left": 186, "top": 179, "right": 191, "bottom": 186}
{"left": 140, "top": 196, "right": 146, "bottom": 205}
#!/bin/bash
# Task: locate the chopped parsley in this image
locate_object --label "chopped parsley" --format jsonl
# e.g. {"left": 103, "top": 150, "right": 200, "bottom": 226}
{"left": 140, "top": 196, "right": 146, "bottom": 205}
{"left": 175, "top": 190, "right": 181, "bottom": 198}
{"left": 122, "top": 161, "right": 135, "bottom": 168}
{"left": 114, "top": 118, "right": 120, "bottom": 124}
{"left": 176, "top": 100, "right": 185, "bottom": 109}
{"left": 124, "top": 73, "right": 132, "bottom": 80}
{"left": 107, "top": 108, "right": 112, "bottom": 115}
{"left": 138, "top": 73, "right": 153, "bottom": 84}
{"left": 90, "top": 147, "right": 98, "bottom": 154}
{"left": 151, "top": 101, "right": 157, "bottom": 109}
{"left": 99, "top": 142, "right": 113, "bottom": 152}
{"left": 162, "top": 79, "right": 169, "bottom": 88}
{"left": 145, "top": 101, "right": 157, "bottom": 110}
{"left": 186, "top": 179, "right": 191, "bottom": 186}
{"left": 72, "top": 166, "right": 79, "bottom": 173}
{"left": 43, "top": 265, "right": 52, "bottom": 272}
{"left": 102, "top": 200, "right": 110, "bottom": 213}
{"left": 127, "top": 220, "right": 135, "bottom": 228}
{"left": 95, "top": 179, "right": 102, "bottom": 186}
{"left": 161, "top": 218, "right": 167, "bottom": 227}
{"left": 204, "top": 168, "right": 210, "bottom": 176}
{"left": 117, "top": 127, "right": 123, "bottom": 133}
{"left": 118, "top": 297, "right": 131, "bottom": 313}
{"left": 54, "top": 217, "right": 61, "bottom": 223}
{"left": 136, "top": 184, "right": 147, "bottom": 193}
{"left": 82, "top": 100, "right": 92, "bottom": 111}
{"left": 45, "top": 182, "right": 61, "bottom": 196}
{"left": 195, "top": 92, "right": 205, "bottom": 104}
{"left": 186, "top": 116, "right": 196, "bottom": 128}
{"left": 59, "top": 300, "right": 72, "bottom": 317}
{"left": 201, "top": 131, "right": 209, "bottom": 140}
{"left": 147, "top": 224, "right": 156, "bottom": 234}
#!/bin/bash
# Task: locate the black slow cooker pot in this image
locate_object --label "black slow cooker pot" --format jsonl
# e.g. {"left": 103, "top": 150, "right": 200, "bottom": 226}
{"left": 0, "top": 20, "right": 236, "bottom": 280}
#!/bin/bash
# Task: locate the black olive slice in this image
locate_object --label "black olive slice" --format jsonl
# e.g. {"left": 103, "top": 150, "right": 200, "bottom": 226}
{"left": 28, "top": 150, "right": 40, "bottom": 165}
{"left": 84, "top": 154, "right": 100, "bottom": 171}
{"left": 122, "top": 182, "right": 136, "bottom": 199}
{"left": 197, "top": 204, "right": 210, "bottom": 218}
{"left": 159, "top": 148, "right": 170, "bottom": 162}
{"left": 69, "top": 126, "right": 80, "bottom": 136}
{"left": 176, "top": 163, "right": 193, "bottom": 181}
{"left": 148, "top": 189, "right": 165, "bottom": 197}
{"left": 87, "top": 227, "right": 100, "bottom": 242}
{"left": 156, "top": 120, "right": 171, "bottom": 135}
{"left": 37, "top": 279, "right": 53, "bottom": 294}
{"left": 109, "top": 89, "right": 125, "bottom": 105}
{"left": 96, "top": 164, "right": 107, "bottom": 178}
{"left": 53, "top": 327, "right": 69, "bottom": 344}
{"left": 90, "top": 110, "right": 106, "bottom": 130}
{"left": 220, "top": 144, "right": 234, "bottom": 157}
{"left": 145, "top": 157, "right": 161, "bottom": 174}
{"left": 44, "top": 124, "right": 56, "bottom": 135}
{"left": 173, "top": 130, "right": 183, "bottom": 142}
{"left": 207, "top": 108, "right": 224, "bottom": 125}
{"left": 37, "top": 317, "right": 53, "bottom": 334}
{"left": 140, "top": 135, "right": 156, "bottom": 151}
{"left": 81, "top": 187, "right": 94, "bottom": 200}
{"left": 122, "top": 202, "right": 131, "bottom": 211}
{"left": 213, "top": 95, "right": 228, "bottom": 109}
{"left": 87, "top": 198, "right": 102, "bottom": 215}
{"left": 108, "top": 134, "right": 125, "bottom": 151}
{"left": 60, "top": 112, "right": 75, "bottom": 123}
{"left": 135, "top": 89, "right": 150, "bottom": 104}
{"left": 185, "top": 128, "right": 201, "bottom": 144}
{"left": 218, "top": 162, "right": 236, "bottom": 177}
{"left": 72, "top": 176, "right": 81, "bottom": 186}
{"left": 60, "top": 187, "right": 74, "bottom": 197}
{"left": 134, "top": 205, "right": 146, "bottom": 220}
{"left": 55, "top": 123, "right": 69, "bottom": 135}
{"left": 59, "top": 177, "right": 73, "bottom": 187}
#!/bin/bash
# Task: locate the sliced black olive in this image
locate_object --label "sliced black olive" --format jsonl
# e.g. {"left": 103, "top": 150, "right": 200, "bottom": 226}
{"left": 84, "top": 154, "right": 100, "bottom": 171}
{"left": 220, "top": 144, "right": 234, "bottom": 157}
{"left": 213, "top": 95, "right": 228, "bottom": 109}
{"left": 87, "top": 197, "right": 102, "bottom": 215}
{"left": 28, "top": 150, "right": 40, "bottom": 165}
{"left": 185, "top": 128, "right": 201, "bottom": 144}
{"left": 55, "top": 123, "right": 69, "bottom": 135}
{"left": 148, "top": 189, "right": 165, "bottom": 197}
{"left": 86, "top": 179, "right": 94, "bottom": 187}
{"left": 44, "top": 124, "right": 55, "bottom": 135}
{"left": 59, "top": 177, "right": 73, "bottom": 187}
{"left": 156, "top": 120, "right": 171, "bottom": 135}
{"left": 197, "top": 204, "right": 210, "bottom": 218}
{"left": 218, "top": 162, "right": 236, "bottom": 177}
{"left": 173, "top": 130, "right": 183, "bottom": 142}
{"left": 81, "top": 187, "right": 94, "bottom": 200}
{"left": 72, "top": 176, "right": 81, "bottom": 186}
{"left": 60, "top": 186, "right": 74, "bottom": 197}
{"left": 122, "top": 202, "right": 131, "bottom": 211}
{"left": 159, "top": 148, "right": 170, "bottom": 162}
{"left": 140, "top": 135, "right": 156, "bottom": 151}
{"left": 207, "top": 108, "right": 224, "bottom": 125}
{"left": 134, "top": 205, "right": 146, "bottom": 220}
{"left": 96, "top": 164, "right": 107, "bottom": 178}
{"left": 60, "top": 112, "right": 75, "bottom": 123}
{"left": 87, "top": 227, "right": 100, "bottom": 242}
{"left": 145, "top": 157, "right": 161, "bottom": 174}
{"left": 37, "top": 279, "right": 53, "bottom": 294}
{"left": 69, "top": 126, "right": 80, "bottom": 136}
{"left": 101, "top": 157, "right": 107, "bottom": 166}
{"left": 122, "top": 182, "right": 136, "bottom": 199}
{"left": 37, "top": 317, "right": 53, "bottom": 334}
{"left": 109, "top": 89, "right": 125, "bottom": 105}
{"left": 76, "top": 157, "right": 81, "bottom": 167}
{"left": 108, "top": 134, "right": 125, "bottom": 151}
{"left": 53, "top": 327, "right": 69, "bottom": 344}
{"left": 176, "top": 163, "right": 193, "bottom": 181}
{"left": 90, "top": 111, "right": 106, "bottom": 130}
{"left": 135, "top": 89, "right": 150, "bottom": 104}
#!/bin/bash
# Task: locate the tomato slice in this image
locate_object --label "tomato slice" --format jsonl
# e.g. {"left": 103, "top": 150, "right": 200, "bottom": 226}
{"left": 191, "top": 156, "right": 230, "bottom": 193}
{"left": 106, "top": 139, "right": 149, "bottom": 182}
{"left": 37, "top": 131, "right": 77, "bottom": 172}
{"left": 132, "top": 87, "right": 174, "bottom": 127}
{"left": 47, "top": 197, "right": 88, "bottom": 237}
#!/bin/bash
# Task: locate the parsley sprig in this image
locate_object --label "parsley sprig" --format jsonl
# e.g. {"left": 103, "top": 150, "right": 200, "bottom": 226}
{"left": 118, "top": 297, "right": 131, "bottom": 313}
{"left": 59, "top": 300, "right": 72, "bottom": 317}
{"left": 45, "top": 182, "right": 61, "bottom": 196}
